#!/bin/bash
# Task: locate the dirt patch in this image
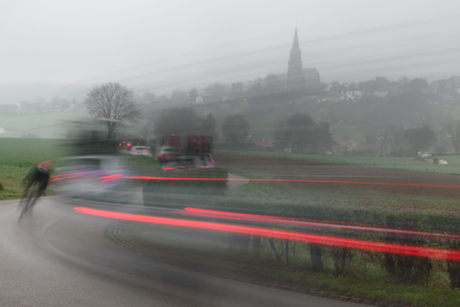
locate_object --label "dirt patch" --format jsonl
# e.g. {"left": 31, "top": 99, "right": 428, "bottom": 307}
{"left": 215, "top": 153, "right": 460, "bottom": 200}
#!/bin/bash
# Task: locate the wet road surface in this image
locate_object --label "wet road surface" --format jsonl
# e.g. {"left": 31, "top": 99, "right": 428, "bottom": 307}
{"left": 0, "top": 197, "right": 372, "bottom": 307}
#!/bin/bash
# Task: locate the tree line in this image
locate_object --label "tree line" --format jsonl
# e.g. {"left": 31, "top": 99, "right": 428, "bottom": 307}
{"left": 84, "top": 82, "right": 460, "bottom": 156}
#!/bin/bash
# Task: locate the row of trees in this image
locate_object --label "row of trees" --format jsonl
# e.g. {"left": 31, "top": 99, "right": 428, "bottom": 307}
{"left": 83, "top": 83, "right": 335, "bottom": 153}
{"left": 275, "top": 113, "right": 334, "bottom": 154}
{"left": 359, "top": 122, "right": 460, "bottom": 157}
{"left": 138, "top": 73, "right": 290, "bottom": 106}
{"left": 83, "top": 82, "right": 458, "bottom": 157}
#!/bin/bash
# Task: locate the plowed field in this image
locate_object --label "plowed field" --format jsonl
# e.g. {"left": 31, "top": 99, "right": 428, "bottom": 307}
{"left": 215, "top": 153, "right": 460, "bottom": 202}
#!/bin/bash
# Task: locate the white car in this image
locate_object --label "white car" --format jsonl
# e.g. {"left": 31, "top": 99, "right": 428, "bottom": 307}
{"left": 54, "top": 155, "right": 136, "bottom": 203}
{"left": 131, "top": 146, "right": 151, "bottom": 156}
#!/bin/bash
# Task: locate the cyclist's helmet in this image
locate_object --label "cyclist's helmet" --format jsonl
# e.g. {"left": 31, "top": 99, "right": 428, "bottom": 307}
{"left": 36, "top": 160, "right": 54, "bottom": 174}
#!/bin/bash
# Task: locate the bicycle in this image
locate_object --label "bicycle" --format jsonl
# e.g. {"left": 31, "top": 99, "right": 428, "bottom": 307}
{"left": 19, "top": 182, "right": 39, "bottom": 220}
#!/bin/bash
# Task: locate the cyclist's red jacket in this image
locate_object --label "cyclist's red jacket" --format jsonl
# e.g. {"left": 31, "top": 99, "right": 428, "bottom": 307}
{"left": 36, "top": 161, "right": 51, "bottom": 174}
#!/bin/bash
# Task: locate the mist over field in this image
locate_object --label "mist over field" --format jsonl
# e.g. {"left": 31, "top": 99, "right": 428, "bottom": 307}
{"left": 2, "top": 0, "right": 460, "bottom": 166}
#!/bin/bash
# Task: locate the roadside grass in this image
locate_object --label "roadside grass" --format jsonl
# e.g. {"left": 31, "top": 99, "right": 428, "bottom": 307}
{"left": 0, "top": 138, "right": 160, "bottom": 199}
{"left": 217, "top": 150, "right": 460, "bottom": 175}
{"left": 0, "top": 138, "right": 68, "bottom": 198}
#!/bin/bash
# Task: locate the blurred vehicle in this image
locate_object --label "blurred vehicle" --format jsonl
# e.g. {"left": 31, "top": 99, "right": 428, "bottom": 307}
{"left": 54, "top": 155, "right": 136, "bottom": 203}
{"left": 156, "top": 146, "right": 178, "bottom": 164}
{"left": 148, "top": 141, "right": 156, "bottom": 155}
{"left": 127, "top": 142, "right": 132, "bottom": 151}
{"left": 203, "top": 154, "right": 215, "bottom": 168}
{"left": 131, "top": 146, "right": 150, "bottom": 156}
{"left": 156, "top": 135, "right": 214, "bottom": 170}
{"left": 118, "top": 141, "right": 128, "bottom": 149}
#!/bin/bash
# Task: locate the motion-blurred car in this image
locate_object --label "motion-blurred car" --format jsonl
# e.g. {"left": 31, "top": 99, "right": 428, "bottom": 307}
{"left": 131, "top": 146, "right": 150, "bottom": 156}
{"left": 54, "top": 155, "right": 136, "bottom": 203}
{"left": 118, "top": 141, "right": 128, "bottom": 149}
{"left": 156, "top": 146, "right": 178, "bottom": 164}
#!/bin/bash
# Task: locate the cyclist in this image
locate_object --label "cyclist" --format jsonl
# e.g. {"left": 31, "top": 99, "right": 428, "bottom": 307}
{"left": 20, "top": 160, "right": 53, "bottom": 210}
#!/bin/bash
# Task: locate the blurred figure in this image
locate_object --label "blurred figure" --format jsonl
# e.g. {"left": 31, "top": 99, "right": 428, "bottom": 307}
{"left": 19, "top": 160, "right": 54, "bottom": 218}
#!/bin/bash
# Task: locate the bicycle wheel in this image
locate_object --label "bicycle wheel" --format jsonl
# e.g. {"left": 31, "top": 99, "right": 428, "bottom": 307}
{"left": 19, "top": 183, "right": 37, "bottom": 220}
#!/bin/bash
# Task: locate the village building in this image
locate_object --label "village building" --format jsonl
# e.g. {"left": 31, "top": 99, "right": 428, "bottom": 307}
{"left": 286, "top": 29, "right": 320, "bottom": 93}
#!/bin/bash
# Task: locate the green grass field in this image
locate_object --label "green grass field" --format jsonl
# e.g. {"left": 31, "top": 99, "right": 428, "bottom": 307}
{"left": 0, "top": 138, "right": 159, "bottom": 199}
{"left": 0, "top": 138, "right": 68, "bottom": 199}
{"left": 217, "top": 150, "right": 460, "bottom": 175}
{"left": 0, "top": 112, "right": 90, "bottom": 139}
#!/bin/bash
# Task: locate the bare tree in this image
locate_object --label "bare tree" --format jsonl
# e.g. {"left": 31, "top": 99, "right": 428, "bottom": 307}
{"left": 449, "top": 119, "right": 460, "bottom": 154}
{"left": 222, "top": 114, "right": 250, "bottom": 143}
{"left": 404, "top": 124, "right": 436, "bottom": 155}
{"left": 85, "top": 82, "right": 141, "bottom": 139}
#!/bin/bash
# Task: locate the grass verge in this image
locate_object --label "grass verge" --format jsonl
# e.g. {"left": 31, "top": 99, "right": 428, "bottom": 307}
{"left": 216, "top": 150, "right": 460, "bottom": 175}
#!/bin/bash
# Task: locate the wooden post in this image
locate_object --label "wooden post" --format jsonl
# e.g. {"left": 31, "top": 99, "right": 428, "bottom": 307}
{"left": 285, "top": 240, "right": 289, "bottom": 266}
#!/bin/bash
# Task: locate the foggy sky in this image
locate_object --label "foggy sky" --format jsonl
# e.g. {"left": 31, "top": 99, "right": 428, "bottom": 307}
{"left": 1, "top": 0, "right": 460, "bottom": 102}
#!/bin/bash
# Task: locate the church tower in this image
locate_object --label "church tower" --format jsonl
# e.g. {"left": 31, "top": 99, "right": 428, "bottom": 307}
{"left": 287, "top": 28, "right": 305, "bottom": 91}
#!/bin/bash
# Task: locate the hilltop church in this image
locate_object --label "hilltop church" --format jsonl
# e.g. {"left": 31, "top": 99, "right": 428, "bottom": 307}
{"left": 287, "top": 29, "right": 321, "bottom": 93}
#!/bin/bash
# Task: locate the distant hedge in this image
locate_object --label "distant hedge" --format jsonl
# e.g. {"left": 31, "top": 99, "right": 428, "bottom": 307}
{"left": 214, "top": 143, "right": 262, "bottom": 152}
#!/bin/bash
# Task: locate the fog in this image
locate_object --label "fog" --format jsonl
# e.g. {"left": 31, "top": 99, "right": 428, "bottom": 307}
{"left": 1, "top": 0, "right": 460, "bottom": 102}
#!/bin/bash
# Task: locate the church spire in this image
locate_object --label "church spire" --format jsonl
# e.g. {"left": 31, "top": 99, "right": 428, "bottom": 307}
{"left": 287, "top": 28, "right": 305, "bottom": 91}
{"left": 292, "top": 28, "right": 300, "bottom": 50}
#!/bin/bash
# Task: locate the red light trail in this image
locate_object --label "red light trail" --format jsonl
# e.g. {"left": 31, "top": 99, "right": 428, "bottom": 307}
{"left": 121, "top": 176, "right": 460, "bottom": 188}
{"left": 74, "top": 207, "right": 460, "bottom": 261}
{"left": 50, "top": 172, "right": 84, "bottom": 182}
{"left": 177, "top": 207, "right": 460, "bottom": 240}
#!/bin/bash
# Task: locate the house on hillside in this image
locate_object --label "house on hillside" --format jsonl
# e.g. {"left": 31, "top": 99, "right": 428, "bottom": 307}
{"left": 253, "top": 139, "right": 275, "bottom": 151}
{"left": 341, "top": 90, "right": 363, "bottom": 102}
{"left": 195, "top": 95, "right": 204, "bottom": 104}
{"left": 447, "top": 76, "right": 460, "bottom": 90}
{"left": 303, "top": 68, "right": 321, "bottom": 92}
{"left": 429, "top": 93, "right": 457, "bottom": 108}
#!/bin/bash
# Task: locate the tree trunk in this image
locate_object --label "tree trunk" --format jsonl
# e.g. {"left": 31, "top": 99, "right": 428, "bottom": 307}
{"left": 413, "top": 256, "right": 432, "bottom": 284}
{"left": 395, "top": 254, "right": 415, "bottom": 282}
{"left": 383, "top": 252, "right": 396, "bottom": 279}
{"left": 309, "top": 243, "right": 323, "bottom": 272}
{"left": 268, "top": 238, "right": 283, "bottom": 262}
{"left": 253, "top": 235, "right": 261, "bottom": 258}
{"left": 236, "top": 234, "right": 251, "bottom": 256}
{"left": 285, "top": 240, "right": 289, "bottom": 266}
{"left": 333, "top": 246, "right": 348, "bottom": 276}
{"left": 447, "top": 260, "right": 460, "bottom": 289}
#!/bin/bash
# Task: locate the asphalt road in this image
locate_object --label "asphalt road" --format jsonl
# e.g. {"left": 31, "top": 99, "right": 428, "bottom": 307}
{"left": 0, "top": 197, "right": 372, "bottom": 307}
